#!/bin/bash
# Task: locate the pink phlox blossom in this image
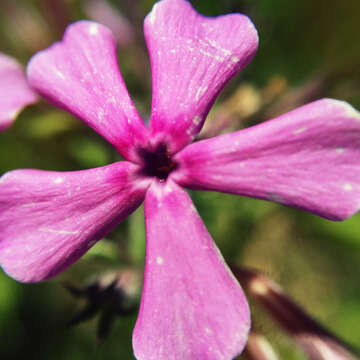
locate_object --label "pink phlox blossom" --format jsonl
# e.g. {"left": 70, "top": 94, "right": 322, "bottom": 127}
{"left": 1, "top": 0, "right": 360, "bottom": 359}
{"left": 0, "top": 53, "right": 38, "bottom": 131}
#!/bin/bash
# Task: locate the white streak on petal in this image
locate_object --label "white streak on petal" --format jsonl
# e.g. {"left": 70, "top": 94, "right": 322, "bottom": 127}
{"left": 293, "top": 126, "right": 307, "bottom": 134}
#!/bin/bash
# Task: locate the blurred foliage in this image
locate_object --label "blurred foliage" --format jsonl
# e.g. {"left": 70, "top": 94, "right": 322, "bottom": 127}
{"left": 0, "top": 0, "right": 360, "bottom": 359}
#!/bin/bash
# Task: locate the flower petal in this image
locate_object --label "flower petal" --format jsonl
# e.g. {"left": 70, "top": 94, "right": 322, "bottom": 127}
{"left": 133, "top": 181, "right": 250, "bottom": 360}
{"left": 174, "top": 99, "right": 360, "bottom": 220}
{"left": 145, "top": 0, "right": 258, "bottom": 152}
{"left": 0, "top": 162, "right": 149, "bottom": 282}
{"left": 27, "top": 21, "right": 148, "bottom": 162}
{"left": 0, "top": 53, "right": 38, "bottom": 131}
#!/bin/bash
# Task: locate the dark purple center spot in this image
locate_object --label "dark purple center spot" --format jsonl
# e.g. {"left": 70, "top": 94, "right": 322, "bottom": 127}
{"left": 138, "top": 143, "right": 177, "bottom": 181}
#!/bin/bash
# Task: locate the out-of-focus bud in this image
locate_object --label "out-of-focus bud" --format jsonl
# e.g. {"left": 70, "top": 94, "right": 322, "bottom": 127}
{"left": 231, "top": 266, "right": 359, "bottom": 360}
{"left": 242, "top": 331, "right": 279, "bottom": 360}
{"left": 261, "top": 75, "right": 288, "bottom": 104}
{"left": 262, "top": 73, "right": 333, "bottom": 120}
{"left": 200, "top": 84, "right": 261, "bottom": 139}
{"left": 85, "top": 0, "right": 135, "bottom": 47}
{"left": 65, "top": 268, "right": 141, "bottom": 341}
{"left": 222, "top": 84, "right": 262, "bottom": 119}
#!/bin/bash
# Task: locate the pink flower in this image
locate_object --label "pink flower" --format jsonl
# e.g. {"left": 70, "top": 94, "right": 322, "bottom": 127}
{"left": 1, "top": 0, "right": 360, "bottom": 358}
{"left": 0, "top": 53, "right": 38, "bottom": 131}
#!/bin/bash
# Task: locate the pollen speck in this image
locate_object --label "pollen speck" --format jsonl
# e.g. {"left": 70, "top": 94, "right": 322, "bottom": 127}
{"left": 89, "top": 24, "right": 99, "bottom": 35}
{"left": 54, "top": 177, "right": 64, "bottom": 184}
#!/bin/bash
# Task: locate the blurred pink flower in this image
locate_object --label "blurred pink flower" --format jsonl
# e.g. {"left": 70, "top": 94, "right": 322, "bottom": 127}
{"left": 0, "top": 53, "right": 38, "bottom": 131}
{"left": 1, "top": 0, "right": 360, "bottom": 359}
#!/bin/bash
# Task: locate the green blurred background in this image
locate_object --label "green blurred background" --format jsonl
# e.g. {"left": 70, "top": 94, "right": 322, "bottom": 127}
{"left": 0, "top": 0, "right": 359, "bottom": 359}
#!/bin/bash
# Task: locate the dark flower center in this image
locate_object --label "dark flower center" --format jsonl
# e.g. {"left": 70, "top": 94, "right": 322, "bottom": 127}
{"left": 138, "top": 143, "right": 177, "bottom": 181}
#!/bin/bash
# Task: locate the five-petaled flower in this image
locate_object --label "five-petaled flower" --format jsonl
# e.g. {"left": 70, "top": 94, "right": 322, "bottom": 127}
{"left": 1, "top": 0, "right": 360, "bottom": 359}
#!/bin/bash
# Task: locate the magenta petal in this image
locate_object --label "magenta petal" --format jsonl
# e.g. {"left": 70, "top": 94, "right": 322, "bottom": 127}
{"left": 145, "top": 0, "right": 258, "bottom": 152}
{"left": 0, "top": 162, "right": 149, "bottom": 282}
{"left": 174, "top": 99, "right": 360, "bottom": 220}
{"left": 0, "top": 53, "right": 38, "bottom": 131}
{"left": 27, "top": 21, "right": 148, "bottom": 162}
{"left": 133, "top": 181, "right": 250, "bottom": 360}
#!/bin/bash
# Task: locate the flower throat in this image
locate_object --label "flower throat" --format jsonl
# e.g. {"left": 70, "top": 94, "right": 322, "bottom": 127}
{"left": 138, "top": 142, "right": 177, "bottom": 181}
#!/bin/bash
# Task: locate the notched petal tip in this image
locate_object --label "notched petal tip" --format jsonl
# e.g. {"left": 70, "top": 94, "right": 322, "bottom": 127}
{"left": 213, "top": 11, "right": 259, "bottom": 67}
{"left": 145, "top": 0, "right": 259, "bottom": 153}
{"left": 26, "top": 20, "right": 113, "bottom": 86}
{"left": 26, "top": 20, "right": 148, "bottom": 162}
